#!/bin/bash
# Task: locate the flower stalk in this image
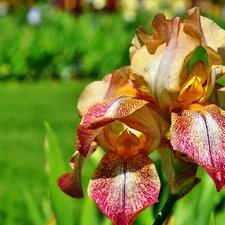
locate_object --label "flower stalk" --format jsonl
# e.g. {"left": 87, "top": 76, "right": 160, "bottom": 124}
{"left": 153, "top": 194, "right": 179, "bottom": 225}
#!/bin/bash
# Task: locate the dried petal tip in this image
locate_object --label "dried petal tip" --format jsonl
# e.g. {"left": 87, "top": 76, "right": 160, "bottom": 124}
{"left": 57, "top": 172, "right": 84, "bottom": 198}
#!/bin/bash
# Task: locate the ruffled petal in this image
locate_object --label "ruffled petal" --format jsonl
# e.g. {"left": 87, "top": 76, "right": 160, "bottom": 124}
{"left": 199, "top": 12, "right": 225, "bottom": 64}
{"left": 131, "top": 13, "right": 200, "bottom": 117}
{"left": 184, "top": 7, "right": 224, "bottom": 66}
{"left": 130, "top": 7, "right": 225, "bottom": 118}
{"left": 88, "top": 152, "right": 160, "bottom": 225}
{"left": 76, "top": 96, "right": 149, "bottom": 156}
{"left": 171, "top": 104, "right": 225, "bottom": 191}
{"left": 130, "top": 14, "right": 173, "bottom": 57}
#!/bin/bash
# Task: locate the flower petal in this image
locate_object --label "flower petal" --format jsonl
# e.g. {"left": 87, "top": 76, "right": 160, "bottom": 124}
{"left": 199, "top": 12, "right": 225, "bottom": 64}
{"left": 119, "top": 104, "right": 170, "bottom": 154}
{"left": 57, "top": 143, "right": 97, "bottom": 198}
{"left": 171, "top": 104, "right": 225, "bottom": 191}
{"left": 88, "top": 152, "right": 160, "bottom": 225}
{"left": 184, "top": 7, "right": 225, "bottom": 64}
{"left": 78, "top": 67, "right": 133, "bottom": 117}
{"left": 77, "top": 74, "right": 111, "bottom": 117}
{"left": 76, "top": 96, "right": 148, "bottom": 156}
{"left": 130, "top": 7, "right": 225, "bottom": 118}
{"left": 131, "top": 14, "right": 200, "bottom": 117}
{"left": 57, "top": 152, "right": 84, "bottom": 198}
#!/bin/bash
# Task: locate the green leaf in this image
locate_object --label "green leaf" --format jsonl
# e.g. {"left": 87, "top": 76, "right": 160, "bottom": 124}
{"left": 44, "top": 122, "right": 74, "bottom": 225}
{"left": 208, "top": 212, "right": 215, "bottom": 225}
{"left": 135, "top": 206, "right": 154, "bottom": 225}
{"left": 101, "top": 216, "right": 112, "bottom": 225}
{"left": 22, "top": 186, "right": 45, "bottom": 225}
{"left": 80, "top": 194, "right": 100, "bottom": 225}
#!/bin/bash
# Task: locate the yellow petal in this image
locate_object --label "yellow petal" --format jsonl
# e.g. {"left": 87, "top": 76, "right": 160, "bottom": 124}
{"left": 131, "top": 14, "right": 200, "bottom": 118}
{"left": 120, "top": 104, "right": 170, "bottom": 154}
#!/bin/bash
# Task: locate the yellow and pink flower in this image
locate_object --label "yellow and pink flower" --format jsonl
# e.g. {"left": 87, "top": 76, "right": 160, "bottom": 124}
{"left": 130, "top": 7, "right": 225, "bottom": 191}
{"left": 58, "top": 7, "right": 225, "bottom": 225}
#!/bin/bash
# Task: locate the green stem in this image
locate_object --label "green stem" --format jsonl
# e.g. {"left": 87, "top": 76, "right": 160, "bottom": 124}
{"left": 153, "top": 194, "right": 179, "bottom": 225}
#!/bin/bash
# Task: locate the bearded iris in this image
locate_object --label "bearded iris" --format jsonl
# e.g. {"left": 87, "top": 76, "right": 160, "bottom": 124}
{"left": 58, "top": 67, "right": 169, "bottom": 225}
{"left": 130, "top": 7, "right": 225, "bottom": 191}
{"left": 58, "top": 7, "right": 225, "bottom": 225}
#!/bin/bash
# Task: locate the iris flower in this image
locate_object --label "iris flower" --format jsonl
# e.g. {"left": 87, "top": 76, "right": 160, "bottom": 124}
{"left": 58, "top": 67, "right": 169, "bottom": 225}
{"left": 130, "top": 7, "right": 225, "bottom": 191}
{"left": 58, "top": 6, "right": 225, "bottom": 225}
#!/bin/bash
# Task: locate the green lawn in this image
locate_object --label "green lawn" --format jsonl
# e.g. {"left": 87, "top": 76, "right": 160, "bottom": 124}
{"left": 0, "top": 80, "right": 92, "bottom": 224}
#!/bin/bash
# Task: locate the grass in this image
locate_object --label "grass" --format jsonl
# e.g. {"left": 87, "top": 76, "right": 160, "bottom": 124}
{"left": 0, "top": 80, "right": 91, "bottom": 224}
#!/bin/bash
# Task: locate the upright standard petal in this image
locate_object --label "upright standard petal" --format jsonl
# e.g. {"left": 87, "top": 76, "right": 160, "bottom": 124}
{"left": 78, "top": 67, "right": 133, "bottom": 117}
{"left": 88, "top": 151, "right": 160, "bottom": 225}
{"left": 171, "top": 104, "right": 225, "bottom": 191}
{"left": 130, "top": 12, "right": 200, "bottom": 118}
{"left": 130, "top": 7, "right": 225, "bottom": 119}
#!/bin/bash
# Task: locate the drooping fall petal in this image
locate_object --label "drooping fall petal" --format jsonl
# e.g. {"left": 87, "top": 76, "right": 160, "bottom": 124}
{"left": 88, "top": 152, "right": 160, "bottom": 225}
{"left": 57, "top": 152, "right": 84, "bottom": 198}
{"left": 171, "top": 104, "right": 225, "bottom": 191}
{"left": 57, "top": 143, "right": 97, "bottom": 198}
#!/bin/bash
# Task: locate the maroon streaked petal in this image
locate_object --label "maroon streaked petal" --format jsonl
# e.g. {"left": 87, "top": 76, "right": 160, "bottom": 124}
{"left": 57, "top": 171, "right": 83, "bottom": 198}
{"left": 76, "top": 97, "right": 148, "bottom": 157}
{"left": 88, "top": 97, "right": 148, "bottom": 129}
{"left": 88, "top": 152, "right": 160, "bottom": 225}
{"left": 76, "top": 124, "right": 103, "bottom": 157}
{"left": 57, "top": 144, "right": 97, "bottom": 198}
{"left": 171, "top": 104, "right": 225, "bottom": 191}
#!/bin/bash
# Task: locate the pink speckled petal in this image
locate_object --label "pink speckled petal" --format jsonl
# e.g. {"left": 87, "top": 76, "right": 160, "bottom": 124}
{"left": 171, "top": 104, "right": 225, "bottom": 191}
{"left": 88, "top": 152, "right": 160, "bottom": 225}
{"left": 76, "top": 97, "right": 148, "bottom": 157}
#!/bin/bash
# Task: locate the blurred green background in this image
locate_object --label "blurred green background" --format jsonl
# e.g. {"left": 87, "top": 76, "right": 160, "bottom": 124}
{"left": 1, "top": 0, "right": 225, "bottom": 224}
